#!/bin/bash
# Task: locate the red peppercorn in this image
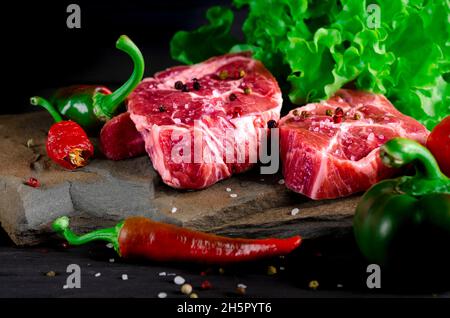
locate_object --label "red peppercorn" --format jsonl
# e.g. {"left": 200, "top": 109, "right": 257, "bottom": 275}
{"left": 333, "top": 115, "right": 343, "bottom": 124}
{"left": 334, "top": 107, "right": 344, "bottom": 117}
{"left": 232, "top": 106, "right": 243, "bottom": 118}
{"left": 201, "top": 280, "right": 212, "bottom": 290}
{"left": 25, "top": 177, "right": 40, "bottom": 188}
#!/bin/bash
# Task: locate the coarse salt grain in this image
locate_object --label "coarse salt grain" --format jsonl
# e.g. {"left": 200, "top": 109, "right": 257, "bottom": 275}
{"left": 171, "top": 207, "right": 177, "bottom": 213}
{"left": 159, "top": 272, "right": 167, "bottom": 277}
{"left": 167, "top": 273, "right": 176, "bottom": 276}
{"left": 109, "top": 258, "right": 115, "bottom": 263}
{"left": 230, "top": 193, "right": 238, "bottom": 198}
{"left": 106, "top": 243, "right": 113, "bottom": 249}
{"left": 226, "top": 187, "right": 232, "bottom": 192}
{"left": 291, "top": 208, "right": 300, "bottom": 216}
{"left": 278, "top": 179, "right": 285, "bottom": 185}
{"left": 122, "top": 274, "right": 128, "bottom": 281}
{"left": 237, "top": 283, "right": 247, "bottom": 289}
{"left": 94, "top": 273, "right": 101, "bottom": 277}
{"left": 174, "top": 276, "right": 185, "bottom": 285}
{"left": 158, "top": 292, "right": 167, "bottom": 298}
{"left": 173, "top": 118, "right": 181, "bottom": 124}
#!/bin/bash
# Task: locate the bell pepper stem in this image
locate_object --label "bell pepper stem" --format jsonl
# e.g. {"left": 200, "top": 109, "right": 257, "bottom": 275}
{"left": 52, "top": 216, "right": 123, "bottom": 255}
{"left": 380, "top": 138, "right": 444, "bottom": 179}
{"left": 93, "top": 35, "right": 145, "bottom": 121}
{"left": 380, "top": 138, "right": 450, "bottom": 195}
{"left": 30, "top": 96, "right": 63, "bottom": 123}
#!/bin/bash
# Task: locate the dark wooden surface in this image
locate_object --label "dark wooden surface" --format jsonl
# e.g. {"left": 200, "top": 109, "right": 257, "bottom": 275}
{"left": 0, "top": 227, "right": 448, "bottom": 298}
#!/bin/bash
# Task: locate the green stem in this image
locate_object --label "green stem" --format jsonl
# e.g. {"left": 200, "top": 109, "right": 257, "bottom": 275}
{"left": 52, "top": 216, "right": 123, "bottom": 255}
{"left": 30, "top": 96, "right": 63, "bottom": 123}
{"left": 380, "top": 138, "right": 450, "bottom": 195}
{"left": 93, "top": 35, "right": 145, "bottom": 121}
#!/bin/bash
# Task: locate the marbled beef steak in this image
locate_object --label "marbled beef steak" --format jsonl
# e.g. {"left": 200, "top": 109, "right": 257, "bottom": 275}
{"left": 279, "top": 89, "right": 429, "bottom": 200}
{"left": 128, "top": 52, "right": 282, "bottom": 189}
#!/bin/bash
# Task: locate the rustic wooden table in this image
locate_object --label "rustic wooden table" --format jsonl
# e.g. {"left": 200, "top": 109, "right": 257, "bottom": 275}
{"left": 0, "top": 227, "right": 447, "bottom": 298}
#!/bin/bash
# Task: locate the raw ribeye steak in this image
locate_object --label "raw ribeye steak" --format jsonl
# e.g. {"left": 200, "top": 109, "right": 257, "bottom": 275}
{"left": 279, "top": 89, "right": 429, "bottom": 200}
{"left": 127, "top": 52, "right": 282, "bottom": 189}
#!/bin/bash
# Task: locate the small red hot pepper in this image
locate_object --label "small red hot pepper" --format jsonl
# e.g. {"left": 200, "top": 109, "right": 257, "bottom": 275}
{"left": 52, "top": 216, "right": 301, "bottom": 264}
{"left": 30, "top": 96, "right": 94, "bottom": 170}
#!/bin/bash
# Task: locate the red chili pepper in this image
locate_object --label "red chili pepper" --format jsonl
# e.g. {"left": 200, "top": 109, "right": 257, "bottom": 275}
{"left": 99, "top": 112, "right": 145, "bottom": 161}
{"left": 30, "top": 97, "right": 94, "bottom": 170}
{"left": 52, "top": 216, "right": 301, "bottom": 264}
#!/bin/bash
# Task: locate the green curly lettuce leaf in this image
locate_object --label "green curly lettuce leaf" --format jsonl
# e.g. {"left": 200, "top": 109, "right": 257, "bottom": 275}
{"left": 170, "top": 0, "right": 450, "bottom": 129}
{"left": 170, "top": 6, "right": 238, "bottom": 64}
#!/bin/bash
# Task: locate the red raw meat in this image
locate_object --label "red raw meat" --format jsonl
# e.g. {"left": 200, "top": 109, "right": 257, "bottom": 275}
{"left": 100, "top": 112, "right": 145, "bottom": 160}
{"left": 279, "top": 89, "right": 429, "bottom": 200}
{"left": 127, "top": 52, "right": 282, "bottom": 189}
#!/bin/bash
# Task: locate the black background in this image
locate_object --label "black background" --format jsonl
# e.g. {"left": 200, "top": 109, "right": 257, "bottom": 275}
{"left": 3, "top": 0, "right": 245, "bottom": 113}
{"left": 1, "top": 0, "right": 449, "bottom": 298}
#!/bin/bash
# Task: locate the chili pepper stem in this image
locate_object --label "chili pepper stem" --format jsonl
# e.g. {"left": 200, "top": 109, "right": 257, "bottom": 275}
{"left": 380, "top": 138, "right": 450, "bottom": 196}
{"left": 52, "top": 216, "right": 123, "bottom": 255}
{"left": 93, "top": 35, "right": 145, "bottom": 121}
{"left": 30, "top": 96, "right": 63, "bottom": 123}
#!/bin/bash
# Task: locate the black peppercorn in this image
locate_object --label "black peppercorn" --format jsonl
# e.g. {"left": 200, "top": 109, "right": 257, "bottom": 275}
{"left": 268, "top": 120, "right": 277, "bottom": 128}
{"left": 174, "top": 81, "right": 184, "bottom": 90}
{"left": 229, "top": 93, "right": 237, "bottom": 101}
{"left": 193, "top": 81, "right": 201, "bottom": 91}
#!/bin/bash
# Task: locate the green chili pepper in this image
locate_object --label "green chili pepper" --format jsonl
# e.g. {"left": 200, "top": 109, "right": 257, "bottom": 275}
{"left": 354, "top": 138, "right": 450, "bottom": 264}
{"left": 33, "top": 35, "right": 145, "bottom": 131}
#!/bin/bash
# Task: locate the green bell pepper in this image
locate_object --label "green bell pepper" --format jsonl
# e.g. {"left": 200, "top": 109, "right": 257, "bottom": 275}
{"left": 354, "top": 138, "right": 450, "bottom": 264}
{"left": 32, "top": 35, "right": 145, "bottom": 131}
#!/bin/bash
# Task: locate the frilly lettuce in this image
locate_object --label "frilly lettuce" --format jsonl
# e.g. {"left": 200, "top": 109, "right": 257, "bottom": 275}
{"left": 170, "top": 0, "right": 450, "bottom": 129}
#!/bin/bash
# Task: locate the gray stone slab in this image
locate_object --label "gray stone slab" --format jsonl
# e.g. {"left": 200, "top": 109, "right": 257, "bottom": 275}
{"left": 0, "top": 111, "right": 359, "bottom": 245}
